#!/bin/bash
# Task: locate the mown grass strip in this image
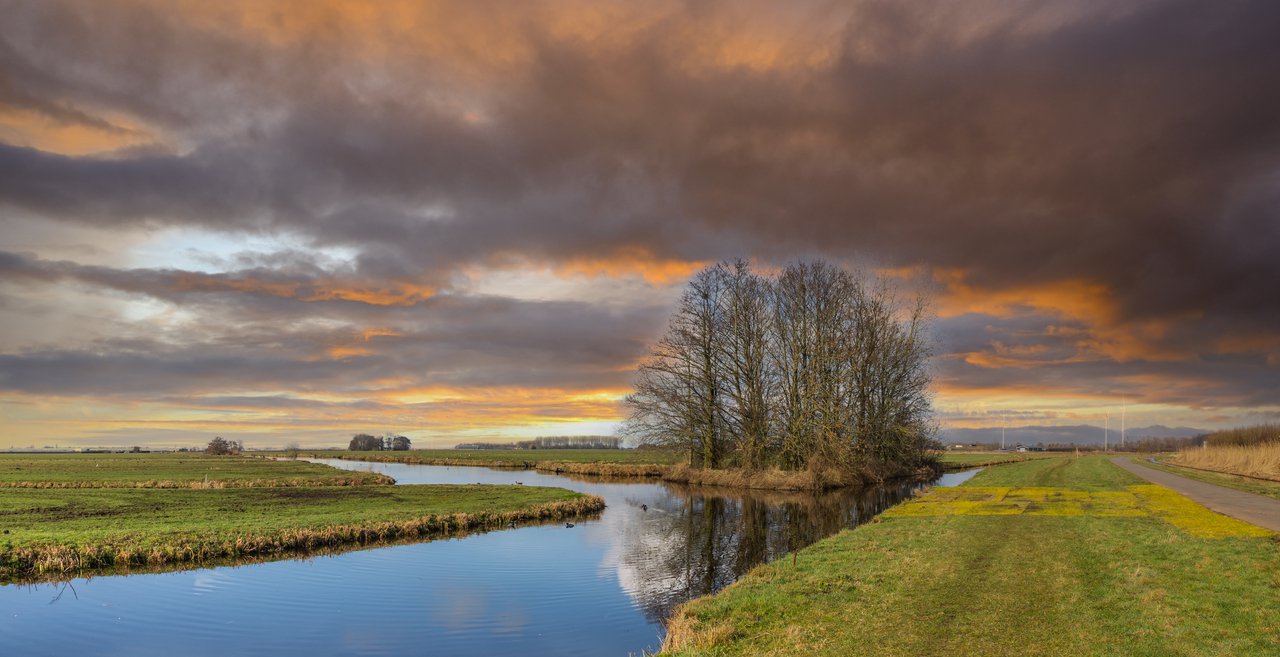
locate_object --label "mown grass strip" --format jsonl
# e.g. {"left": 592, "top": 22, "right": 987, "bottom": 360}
{"left": 0, "top": 485, "right": 603, "bottom": 581}
{"left": 886, "top": 484, "right": 1272, "bottom": 537}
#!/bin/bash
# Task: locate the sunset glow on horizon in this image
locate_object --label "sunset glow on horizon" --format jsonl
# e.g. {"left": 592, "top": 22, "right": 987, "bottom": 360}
{"left": 2, "top": 1, "right": 1278, "bottom": 448}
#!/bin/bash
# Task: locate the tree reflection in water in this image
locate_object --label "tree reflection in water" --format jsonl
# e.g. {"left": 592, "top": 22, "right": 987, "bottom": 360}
{"left": 616, "top": 478, "right": 929, "bottom": 624}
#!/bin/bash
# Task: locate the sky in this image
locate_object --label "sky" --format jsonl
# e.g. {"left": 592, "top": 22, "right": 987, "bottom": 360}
{"left": 2, "top": 0, "right": 1278, "bottom": 448}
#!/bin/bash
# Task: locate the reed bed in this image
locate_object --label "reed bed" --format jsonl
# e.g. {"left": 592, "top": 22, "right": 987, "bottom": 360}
{"left": 660, "top": 464, "right": 860, "bottom": 491}
{"left": 533, "top": 462, "right": 667, "bottom": 477}
{"left": 1169, "top": 442, "right": 1280, "bottom": 482}
{"left": 1, "top": 495, "right": 604, "bottom": 581}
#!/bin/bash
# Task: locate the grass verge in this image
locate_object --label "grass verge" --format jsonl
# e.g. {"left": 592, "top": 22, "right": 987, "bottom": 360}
{"left": 663, "top": 456, "right": 1280, "bottom": 656}
{"left": 0, "top": 484, "right": 603, "bottom": 581}
{"left": 1141, "top": 457, "right": 1280, "bottom": 501}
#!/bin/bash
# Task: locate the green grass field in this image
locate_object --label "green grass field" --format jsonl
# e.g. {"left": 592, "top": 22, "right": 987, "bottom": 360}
{"left": 1, "top": 484, "right": 587, "bottom": 546}
{"left": 937, "top": 452, "right": 1060, "bottom": 470}
{"left": 0, "top": 453, "right": 392, "bottom": 487}
{"left": 664, "top": 456, "right": 1280, "bottom": 656}
{"left": 1140, "top": 456, "right": 1280, "bottom": 501}
{"left": 0, "top": 453, "right": 602, "bottom": 581}
{"left": 302, "top": 448, "right": 683, "bottom": 466}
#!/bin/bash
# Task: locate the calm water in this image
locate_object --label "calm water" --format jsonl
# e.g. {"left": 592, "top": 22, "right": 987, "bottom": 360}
{"left": 0, "top": 460, "right": 978, "bottom": 656}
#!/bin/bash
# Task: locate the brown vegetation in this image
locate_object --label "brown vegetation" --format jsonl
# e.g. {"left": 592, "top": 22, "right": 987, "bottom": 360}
{"left": 1170, "top": 443, "right": 1280, "bottom": 482}
{"left": 533, "top": 462, "right": 667, "bottom": 477}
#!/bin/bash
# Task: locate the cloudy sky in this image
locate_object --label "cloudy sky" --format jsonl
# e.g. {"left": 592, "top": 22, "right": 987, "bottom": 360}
{"left": 2, "top": 0, "right": 1278, "bottom": 448}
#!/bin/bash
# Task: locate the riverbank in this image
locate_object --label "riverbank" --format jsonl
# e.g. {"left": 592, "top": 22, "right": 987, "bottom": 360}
{"left": 936, "top": 451, "right": 1058, "bottom": 471}
{"left": 663, "top": 456, "right": 1280, "bottom": 656}
{"left": 298, "top": 448, "right": 678, "bottom": 477}
{"left": 305, "top": 449, "right": 944, "bottom": 491}
{"left": 0, "top": 454, "right": 604, "bottom": 581}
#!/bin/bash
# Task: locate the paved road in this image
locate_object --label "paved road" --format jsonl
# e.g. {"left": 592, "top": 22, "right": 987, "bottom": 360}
{"left": 1112, "top": 457, "right": 1280, "bottom": 532}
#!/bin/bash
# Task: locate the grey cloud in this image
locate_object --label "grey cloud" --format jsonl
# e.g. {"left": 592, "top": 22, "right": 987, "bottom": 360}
{"left": 1, "top": 0, "right": 1279, "bottom": 416}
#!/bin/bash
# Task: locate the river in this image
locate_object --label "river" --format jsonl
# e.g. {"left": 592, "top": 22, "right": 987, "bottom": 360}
{"left": 0, "top": 460, "right": 978, "bottom": 656}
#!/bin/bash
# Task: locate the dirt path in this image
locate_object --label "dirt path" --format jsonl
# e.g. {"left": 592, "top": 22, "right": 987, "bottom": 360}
{"left": 1112, "top": 457, "right": 1280, "bottom": 532}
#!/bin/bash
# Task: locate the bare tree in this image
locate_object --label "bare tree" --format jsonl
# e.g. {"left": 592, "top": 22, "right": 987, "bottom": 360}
{"left": 626, "top": 265, "right": 731, "bottom": 467}
{"left": 625, "top": 258, "right": 937, "bottom": 478}
{"left": 205, "top": 436, "right": 242, "bottom": 456}
{"left": 348, "top": 433, "right": 382, "bottom": 451}
{"left": 719, "top": 260, "right": 774, "bottom": 468}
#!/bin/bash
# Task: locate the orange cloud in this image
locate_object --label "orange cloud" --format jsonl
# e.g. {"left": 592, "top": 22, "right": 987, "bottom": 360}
{"left": 926, "top": 267, "right": 1193, "bottom": 363}
{"left": 170, "top": 271, "right": 435, "bottom": 306}
{"left": 0, "top": 105, "right": 159, "bottom": 156}
{"left": 553, "top": 248, "right": 706, "bottom": 285}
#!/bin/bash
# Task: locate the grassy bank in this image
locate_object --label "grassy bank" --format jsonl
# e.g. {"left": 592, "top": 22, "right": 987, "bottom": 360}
{"left": 313, "top": 449, "right": 937, "bottom": 490}
{"left": 0, "top": 453, "right": 603, "bottom": 581}
{"left": 937, "top": 452, "right": 1059, "bottom": 470}
{"left": 0, "top": 453, "right": 393, "bottom": 488}
{"left": 0, "top": 484, "right": 603, "bottom": 581}
{"left": 302, "top": 448, "right": 680, "bottom": 477}
{"left": 664, "top": 456, "right": 1279, "bottom": 656}
{"left": 1143, "top": 457, "right": 1280, "bottom": 501}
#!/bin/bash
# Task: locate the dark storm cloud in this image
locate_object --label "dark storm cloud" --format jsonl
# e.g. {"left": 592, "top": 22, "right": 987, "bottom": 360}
{"left": 3, "top": 0, "right": 1277, "bottom": 321}
{"left": 1, "top": 0, "right": 1278, "bottom": 415}
{"left": 0, "top": 250, "right": 664, "bottom": 395}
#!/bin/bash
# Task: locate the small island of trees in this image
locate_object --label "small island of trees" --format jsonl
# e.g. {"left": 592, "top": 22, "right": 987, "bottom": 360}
{"left": 349, "top": 433, "right": 412, "bottom": 451}
{"left": 624, "top": 259, "right": 938, "bottom": 484}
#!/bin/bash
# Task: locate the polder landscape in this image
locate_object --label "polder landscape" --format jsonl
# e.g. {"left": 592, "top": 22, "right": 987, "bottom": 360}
{"left": 3, "top": 2, "right": 1280, "bottom": 656}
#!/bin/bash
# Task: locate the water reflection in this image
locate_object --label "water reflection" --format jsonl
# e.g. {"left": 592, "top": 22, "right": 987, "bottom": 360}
{"left": 0, "top": 460, "right": 977, "bottom": 657}
{"left": 612, "top": 479, "right": 933, "bottom": 623}
{"left": 311, "top": 458, "right": 971, "bottom": 626}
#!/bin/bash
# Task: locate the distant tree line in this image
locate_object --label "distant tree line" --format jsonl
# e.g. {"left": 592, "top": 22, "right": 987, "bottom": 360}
{"left": 205, "top": 436, "right": 243, "bottom": 455}
{"left": 1205, "top": 424, "right": 1278, "bottom": 447}
{"left": 624, "top": 259, "right": 938, "bottom": 476}
{"left": 1039, "top": 435, "right": 1207, "bottom": 452}
{"left": 455, "top": 436, "right": 623, "bottom": 450}
{"left": 348, "top": 433, "right": 412, "bottom": 451}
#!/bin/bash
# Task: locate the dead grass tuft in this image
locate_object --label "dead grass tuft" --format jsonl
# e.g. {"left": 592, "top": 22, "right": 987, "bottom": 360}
{"left": 1170, "top": 443, "right": 1280, "bottom": 482}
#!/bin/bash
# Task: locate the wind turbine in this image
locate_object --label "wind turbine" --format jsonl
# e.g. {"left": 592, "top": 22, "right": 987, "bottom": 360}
{"left": 1121, "top": 397, "right": 1126, "bottom": 449}
{"left": 1104, "top": 412, "right": 1109, "bottom": 452}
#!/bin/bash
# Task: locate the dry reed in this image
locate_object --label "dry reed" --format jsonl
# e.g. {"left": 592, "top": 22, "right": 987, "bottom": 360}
{"left": 1169, "top": 443, "right": 1280, "bottom": 482}
{"left": 533, "top": 462, "right": 666, "bottom": 477}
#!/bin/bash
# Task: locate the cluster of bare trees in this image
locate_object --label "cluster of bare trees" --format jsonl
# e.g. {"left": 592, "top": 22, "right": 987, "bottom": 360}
{"left": 624, "top": 260, "right": 937, "bottom": 476}
{"left": 205, "top": 436, "right": 243, "bottom": 455}
{"left": 349, "top": 433, "right": 412, "bottom": 451}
